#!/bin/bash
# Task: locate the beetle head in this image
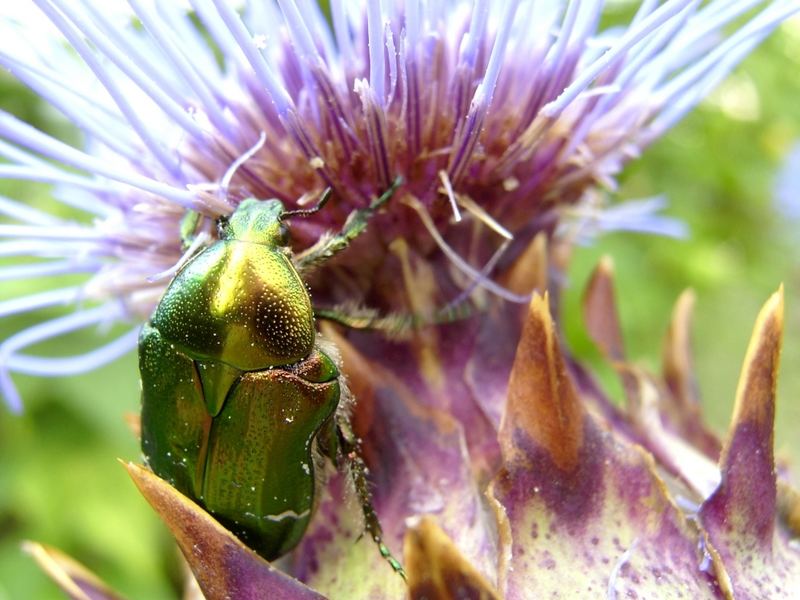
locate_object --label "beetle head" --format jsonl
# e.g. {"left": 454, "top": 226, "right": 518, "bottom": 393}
{"left": 221, "top": 198, "right": 289, "bottom": 247}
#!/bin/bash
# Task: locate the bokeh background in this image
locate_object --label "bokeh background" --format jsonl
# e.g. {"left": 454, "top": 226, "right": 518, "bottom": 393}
{"left": 0, "top": 8, "right": 798, "bottom": 600}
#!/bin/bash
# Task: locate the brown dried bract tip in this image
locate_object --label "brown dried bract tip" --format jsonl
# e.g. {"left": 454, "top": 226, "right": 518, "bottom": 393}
{"left": 582, "top": 255, "right": 625, "bottom": 362}
{"left": 502, "top": 231, "right": 549, "bottom": 296}
{"left": 660, "top": 289, "right": 721, "bottom": 459}
{"left": 581, "top": 256, "right": 649, "bottom": 414}
{"left": 501, "top": 291, "right": 583, "bottom": 471}
{"left": 725, "top": 286, "right": 783, "bottom": 459}
{"left": 702, "top": 287, "right": 784, "bottom": 544}
{"left": 22, "top": 540, "right": 124, "bottom": 600}
{"left": 123, "top": 461, "right": 325, "bottom": 600}
{"left": 404, "top": 516, "right": 500, "bottom": 600}
{"left": 661, "top": 289, "right": 697, "bottom": 408}
{"left": 698, "top": 287, "right": 800, "bottom": 599}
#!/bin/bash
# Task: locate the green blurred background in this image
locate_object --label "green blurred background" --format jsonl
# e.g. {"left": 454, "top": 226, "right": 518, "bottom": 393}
{"left": 0, "top": 13, "right": 799, "bottom": 600}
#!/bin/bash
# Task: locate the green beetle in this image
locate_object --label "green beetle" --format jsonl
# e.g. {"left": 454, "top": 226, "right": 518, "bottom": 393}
{"left": 139, "top": 180, "right": 404, "bottom": 574}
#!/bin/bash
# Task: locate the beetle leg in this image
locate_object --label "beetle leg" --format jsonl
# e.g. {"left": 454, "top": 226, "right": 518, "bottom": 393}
{"left": 294, "top": 176, "right": 403, "bottom": 273}
{"left": 315, "top": 301, "right": 473, "bottom": 335}
{"left": 336, "top": 415, "right": 407, "bottom": 580}
{"left": 179, "top": 210, "right": 202, "bottom": 249}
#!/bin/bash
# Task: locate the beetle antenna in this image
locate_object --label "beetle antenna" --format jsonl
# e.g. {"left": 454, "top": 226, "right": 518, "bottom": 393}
{"left": 281, "top": 187, "right": 333, "bottom": 220}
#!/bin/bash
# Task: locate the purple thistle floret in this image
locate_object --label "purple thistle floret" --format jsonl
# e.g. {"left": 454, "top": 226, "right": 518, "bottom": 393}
{"left": 0, "top": 0, "right": 794, "bottom": 412}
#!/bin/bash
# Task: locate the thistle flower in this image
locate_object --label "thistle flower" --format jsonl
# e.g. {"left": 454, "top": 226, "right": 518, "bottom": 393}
{"left": 1, "top": 2, "right": 799, "bottom": 599}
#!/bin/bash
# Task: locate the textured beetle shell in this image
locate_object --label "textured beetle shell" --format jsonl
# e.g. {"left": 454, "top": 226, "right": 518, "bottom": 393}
{"left": 151, "top": 240, "right": 315, "bottom": 370}
{"left": 140, "top": 321, "right": 343, "bottom": 559}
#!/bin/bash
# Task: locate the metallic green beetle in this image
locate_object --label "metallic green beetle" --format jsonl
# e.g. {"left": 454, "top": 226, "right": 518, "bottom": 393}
{"left": 139, "top": 180, "right": 403, "bottom": 574}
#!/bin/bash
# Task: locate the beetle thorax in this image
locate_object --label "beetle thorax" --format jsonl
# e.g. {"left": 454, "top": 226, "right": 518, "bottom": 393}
{"left": 223, "top": 198, "right": 288, "bottom": 246}
{"left": 152, "top": 204, "right": 315, "bottom": 370}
